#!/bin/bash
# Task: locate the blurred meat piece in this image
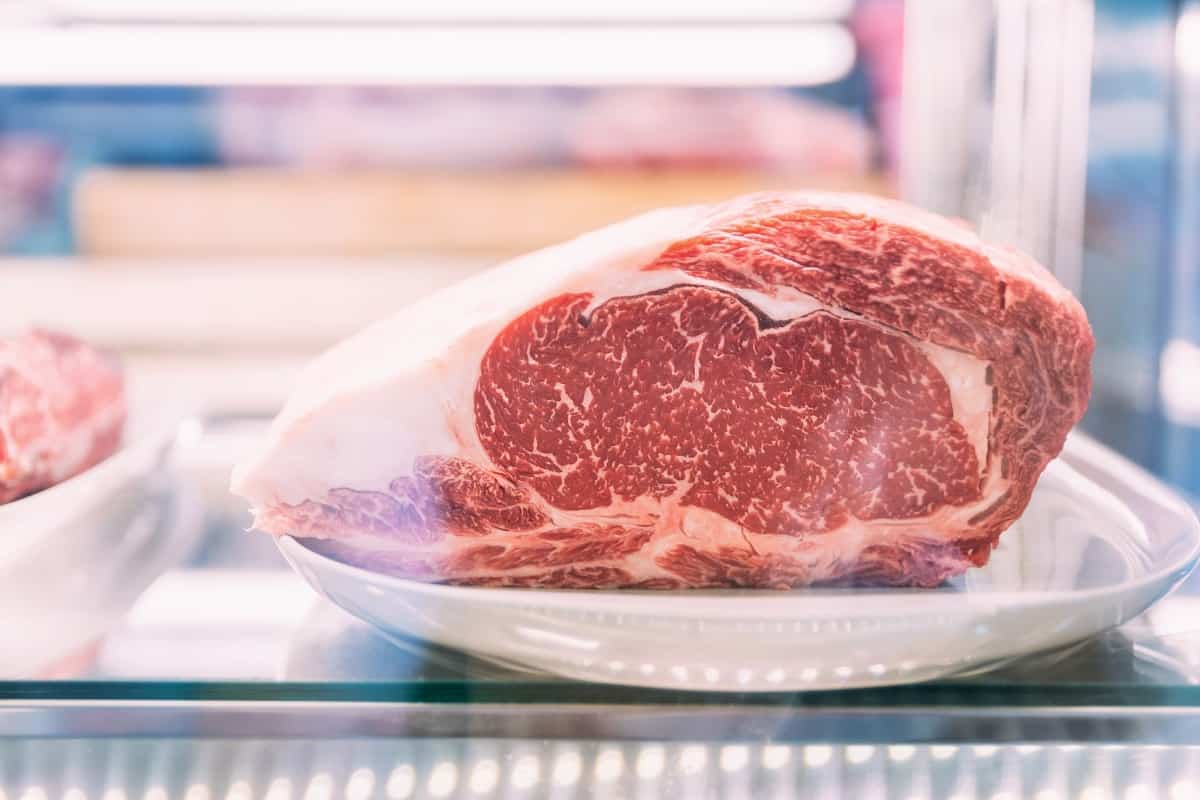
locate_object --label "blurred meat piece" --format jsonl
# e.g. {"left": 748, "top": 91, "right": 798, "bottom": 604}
{"left": 569, "top": 89, "right": 873, "bottom": 173}
{"left": 0, "top": 330, "right": 126, "bottom": 504}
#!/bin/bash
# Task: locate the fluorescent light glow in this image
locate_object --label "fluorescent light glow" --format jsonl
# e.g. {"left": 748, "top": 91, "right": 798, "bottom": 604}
{"left": 719, "top": 746, "right": 749, "bottom": 772}
{"left": 679, "top": 746, "right": 707, "bottom": 775}
{"left": 636, "top": 747, "right": 666, "bottom": 780}
{"left": 469, "top": 760, "right": 499, "bottom": 794}
{"left": 264, "top": 779, "right": 292, "bottom": 800}
{"left": 846, "top": 746, "right": 875, "bottom": 765}
{"left": 345, "top": 770, "right": 375, "bottom": 800}
{"left": 0, "top": 24, "right": 855, "bottom": 86}
{"left": 804, "top": 746, "right": 832, "bottom": 768}
{"left": 887, "top": 746, "right": 915, "bottom": 763}
{"left": 49, "top": 0, "right": 856, "bottom": 23}
{"left": 761, "top": 746, "right": 791, "bottom": 770}
{"left": 386, "top": 766, "right": 415, "bottom": 800}
{"left": 510, "top": 756, "right": 541, "bottom": 790}
{"left": 427, "top": 763, "right": 458, "bottom": 798}
{"left": 594, "top": 749, "right": 624, "bottom": 783}
{"left": 1179, "top": 8, "right": 1200, "bottom": 77}
{"left": 302, "top": 774, "right": 332, "bottom": 800}
{"left": 931, "top": 746, "right": 958, "bottom": 761}
{"left": 552, "top": 751, "right": 582, "bottom": 787}
{"left": 1161, "top": 339, "right": 1200, "bottom": 425}
{"left": 1125, "top": 785, "right": 1155, "bottom": 800}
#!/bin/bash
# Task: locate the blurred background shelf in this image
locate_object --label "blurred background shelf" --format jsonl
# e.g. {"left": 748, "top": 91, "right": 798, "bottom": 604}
{"left": 73, "top": 168, "right": 891, "bottom": 258}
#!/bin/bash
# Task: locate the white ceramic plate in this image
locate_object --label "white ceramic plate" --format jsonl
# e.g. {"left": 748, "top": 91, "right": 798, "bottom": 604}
{"left": 278, "top": 433, "right": 1200, "bottom": 691}
{"left": 0, "top": 418, "right": 206, "bottom": 678}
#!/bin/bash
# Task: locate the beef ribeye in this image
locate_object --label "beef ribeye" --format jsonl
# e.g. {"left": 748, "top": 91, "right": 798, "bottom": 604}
{"left": 232, "top": 192, "right": 1093, "bottom": 588}
{"left": 1, "top": 330, "right": 126, "bottom": 504}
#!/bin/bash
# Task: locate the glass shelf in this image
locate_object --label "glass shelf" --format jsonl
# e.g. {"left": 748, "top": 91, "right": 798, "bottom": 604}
{"left": 5, "top": 530, "right": 1200, "bottom": 743}
{"left": 2, "top": 424, "right": 1200, "bottom": 798}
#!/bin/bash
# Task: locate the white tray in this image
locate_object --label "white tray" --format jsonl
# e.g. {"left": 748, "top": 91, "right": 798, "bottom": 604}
{"left": 278, "top": 433, "right": 1200, "bottom": 691}
{"left": 0, "top": 420, "right": 205, "bottom": 678}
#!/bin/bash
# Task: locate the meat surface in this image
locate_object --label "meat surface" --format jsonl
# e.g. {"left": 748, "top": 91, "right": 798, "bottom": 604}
{"left": 232, "top": 192, "right": 1093, "bottom": 588}
{"left": 0, "top": 330, "right": 126, "bottom": 504}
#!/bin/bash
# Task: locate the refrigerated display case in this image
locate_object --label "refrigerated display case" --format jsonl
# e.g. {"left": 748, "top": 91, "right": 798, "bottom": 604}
{"left": 1, "top": 1, "right": 1200, "bottom": 797}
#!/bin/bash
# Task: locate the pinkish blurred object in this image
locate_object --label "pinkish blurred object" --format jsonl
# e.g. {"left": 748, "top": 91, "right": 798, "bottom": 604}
{"left": 214, "top": 87, "right": 875, "bottom": 175}
{"left": 0, "top": 137, "right": 62, "bottom": 248}
{"left": 566, "top": 89, "right": 868, "bottom": 172}
{"left": 215, "top": 88, "right": 575, "bottom": 169}
{"left": 852, "top": 0, "right": 904, "bottom": 169}
{"left": 568, "top": 89, "right": 873, "bottom": 173}
{"left": 0, "top": 329, "right": 126, "bottom": 504}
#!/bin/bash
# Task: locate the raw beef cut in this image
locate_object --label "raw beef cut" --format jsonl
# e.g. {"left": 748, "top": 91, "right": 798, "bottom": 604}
{"left": 232, "top": 192, "right": 1093, "bottom": 588}
{"left": 0, "top": 330, "right": 126, "bottom": 504}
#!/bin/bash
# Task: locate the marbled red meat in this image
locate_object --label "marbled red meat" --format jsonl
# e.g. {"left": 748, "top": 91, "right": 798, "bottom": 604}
{"left": 0, "top": 330, "right": 126, "bottom": 504}
{"left": 232, "top": 192, "right": 1093, "bottom": 588}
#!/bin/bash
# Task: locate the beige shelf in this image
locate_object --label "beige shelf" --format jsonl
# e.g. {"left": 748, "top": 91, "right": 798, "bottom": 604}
{"left": 74, "top": 168, "right": 892, "bottom": 258}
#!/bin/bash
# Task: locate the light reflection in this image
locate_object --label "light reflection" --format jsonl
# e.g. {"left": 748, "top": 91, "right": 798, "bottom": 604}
{"left": 427, "top": 762, "right": 458, "bottom": 798}
{"left": 833, "top": 666, "right": 854, "bottom": 678}
{"left": 552, "top": 751, "right": 582, "bottom": 787}
{"left": 799, "top": 667, "right": 820, "bottom": 682}
{"left": 18, "top": 789, "right": 46, "bottom": 800}
{"left": 973, "top": 745, "right": 999, "bottom": 757}
{"left": 867, "top": 663, "right": 888, "bottom": 676}
{"left": 345, "top": 769, "right": 375, "bottom": 800}
{"left": 1016, "top": 745, "right": 1041, "bottom": 755}
{"left": 64, "top": 790, "right": 87, "bottom": 800}
{"left": 264, "top": 778, "right": 292, "bottom": 800}
{"left": 679, "top": 745, "right": 708, "bottom": 775}
{"left": 887, "top": 746, "right": 916, "bottom": 763}
{"left": 703, "top": 667, "right": 721, "bottom": 683}
{"left": 765, "top": 668, "right": 785, "bottom": 684}
{"left": 386, "top": 766, "right": 415, "bottom": 799}
{"left": 103, "top": 791, "right": 128, "bottom": 800}
{"left": 639, "top": 663, "right": 657, "bottom": 676}
{"left": 1034, "top": 790, "right": 1062, "bottom": 800}
{"left": 224, "top": 782, "right": 250, "bottom": 800}
{"left": 804, "top": 746, "right": 833, "bottom": 768}
{"left": 1125, "top": 786, "right": 1155, "bottom": 800}
{"left": 931, "top": 746, "right": 958, "bottom": 760}
{"left": 510, "top": 755, "right": 541, "bottom": 789}
{"left": 1172, "top": 781, "right": 1198, "bottom": 800}
{"left": 470, "top": 759, "right": 499, "bottom": 794}
{"left": 183, "top": 786, "right": 209, "bottom": 800}
{"left": 636, "top": 746, "right": 666, "bottom": 780}
{"left": 670, "top": 665, "right": 690, "bottom": 681}
{"left": 1080, "top": 787, "right": 1111, "bottom": 800}
{"left": 719, "top": 746, "right": 749, "bottom": 772}
{"left": 303, "top": 774, "right": 333, "bottom": 800}
{"left": 846, "top": 746, "right": 875, "bottom": 765}
{"left": 761, "top": 746, "right": 791, "bottom": 770}
{"left": 595, "top": 749, "right": 625, "bottom": 783}
{"left": 736, "top": 668, "right": 753, "bottom": 685}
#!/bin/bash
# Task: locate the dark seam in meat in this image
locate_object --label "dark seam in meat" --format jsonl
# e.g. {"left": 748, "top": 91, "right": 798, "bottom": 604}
{"left": 580, "top": 281, "right": 817, "bottom": 331}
